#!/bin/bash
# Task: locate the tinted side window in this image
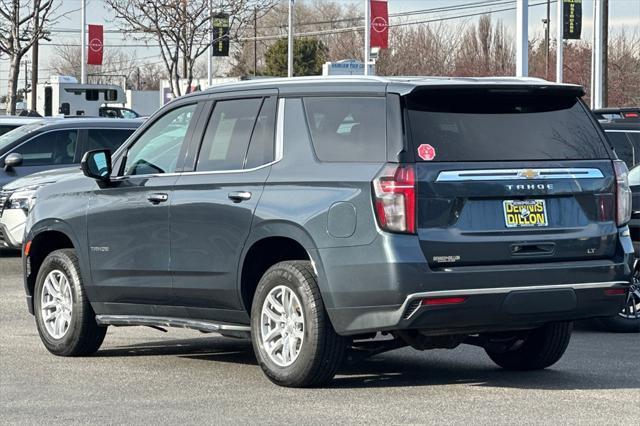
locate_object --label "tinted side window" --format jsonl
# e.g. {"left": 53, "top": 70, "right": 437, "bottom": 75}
{"left": 606, "top": 132, "right": 634, "bottom": 167}
{"left": 245, "top": 97, "right": 277, "bottom": 169}
{"left": 196, "top": 98, "right": 262, "bottom": 172}
{"left": 86, "top": 90, "right": 99, "bottom": 101}
{"left": 14, "top": 130, "right": 78, "bottom": 166}
{"left": 87, "top": 129, "right": 135, "bottom": 152}
{"left": 124, "top": 103, "right": 196, "bottom": 175}
{"left": 627, "top": 133, "right": 640, "bottom": 162}
{"left": 303, "top": 97, "right": 386, "bottom": 162}
{"left": 0, "top": 125, "right": 19, "bottom": 136}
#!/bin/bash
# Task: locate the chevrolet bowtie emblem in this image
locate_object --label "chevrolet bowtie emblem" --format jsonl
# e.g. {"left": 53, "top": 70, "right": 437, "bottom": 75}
{"left": 518, "top": 169, "right": 540, "bottom": 179}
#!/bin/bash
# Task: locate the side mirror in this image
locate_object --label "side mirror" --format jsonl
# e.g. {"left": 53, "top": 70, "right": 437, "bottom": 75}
{"left": 81, "top": 149, "right": 112, "bottom": 182}
{"left": 4, "top": 152, "right": 23, "bottom": 172}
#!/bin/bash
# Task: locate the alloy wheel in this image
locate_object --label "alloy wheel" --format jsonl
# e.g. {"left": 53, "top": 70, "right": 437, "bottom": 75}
{"left": 41, "top": 270, "right": 73, "bottom": 339}
{"left": 260, "top": 285, "right": 305, "bottom": 367}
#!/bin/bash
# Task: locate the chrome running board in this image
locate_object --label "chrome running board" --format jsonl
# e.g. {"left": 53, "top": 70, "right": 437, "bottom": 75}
{"left": 95, "top": 315, "right": 251, "bottom": 337}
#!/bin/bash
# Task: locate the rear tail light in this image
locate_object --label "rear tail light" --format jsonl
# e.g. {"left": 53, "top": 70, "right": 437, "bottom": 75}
{"left": 372, "top": 164, "right": 416, "bottom": 233}
{"left": 613, "top": 160, "right": 632, "bottom": 226}
{"left": 604, "top": 288, "right": 626, "bottom": 296}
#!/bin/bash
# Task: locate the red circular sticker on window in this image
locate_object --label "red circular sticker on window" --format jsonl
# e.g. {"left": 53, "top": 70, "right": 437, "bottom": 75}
{"left": 417, "top": 144, "right": 436, "bottom": 161}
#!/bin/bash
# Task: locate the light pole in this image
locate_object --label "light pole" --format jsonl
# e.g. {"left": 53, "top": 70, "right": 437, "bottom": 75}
{"left": 516, "top": 0, "right": 529, "bottom": 77}
{"left": 288, "top": 0, "right": 294, "bottom": 77}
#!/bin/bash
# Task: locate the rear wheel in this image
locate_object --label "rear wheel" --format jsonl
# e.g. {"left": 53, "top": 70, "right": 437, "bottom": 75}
{"left": 485, "top": 322, "right": 572, "bottom": 370}
{"left": 251, "top": 261, "right": 347, "bottom": 387}
{"left": 34, "top": 249, "right": 107, "bottom": 356}
{"left": 597, "top": 268, "right": 640, "bottom": 333}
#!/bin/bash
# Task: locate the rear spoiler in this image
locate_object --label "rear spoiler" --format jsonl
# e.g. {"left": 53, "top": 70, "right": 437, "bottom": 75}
{"left": 403, "top": 84, "right": 586, "bottom": 98}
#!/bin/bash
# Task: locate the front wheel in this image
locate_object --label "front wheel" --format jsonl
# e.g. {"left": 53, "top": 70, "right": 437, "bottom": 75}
{"left": 34, "top": 249, "right": 107, "bottom": 356}
{"left": 251, "top": 261, "right": 348, "bottom": 387}
{"left": 485, "top": 322, "right": 572, "bottom": 371}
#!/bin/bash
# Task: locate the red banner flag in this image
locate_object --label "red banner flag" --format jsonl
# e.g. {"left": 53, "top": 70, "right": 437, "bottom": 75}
{"left": 370, "top": 0, "right": 388, "bottom": 49}
{"left": 87, "top": 24, "right": 104, "bottom": 65}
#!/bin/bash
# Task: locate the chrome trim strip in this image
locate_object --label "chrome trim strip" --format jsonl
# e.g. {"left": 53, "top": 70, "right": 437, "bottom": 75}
{"left": 604, "top": 130, "right": 640, "bottom": 133}
{"left": 436, "top": 168, "right": 604, "bottom": 182}
{"left": 405, "top": 281, "right": 627, "bottom": 302}
{"left": 95, "top": 315, "right": 251, "bottom": 333}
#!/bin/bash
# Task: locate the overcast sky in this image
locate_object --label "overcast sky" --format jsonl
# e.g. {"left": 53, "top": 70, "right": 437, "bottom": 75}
{"left": 1, "top": 0, "right": 639, "bottom": 95}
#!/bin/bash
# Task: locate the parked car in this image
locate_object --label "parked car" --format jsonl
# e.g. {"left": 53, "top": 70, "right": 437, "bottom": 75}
{"left": 0, "top": 118, "right": 143, "bottom": 188}
{"left": 593, "top": 122, "right": 640, "bottom": 331}
{"left": 613, "top": 164, "right": 640, "bottom": 332}
{"left": 0, "top": 117, "right": 48, "bottom": 136}
{"left": 593, "top": 107, "right": 640, "bottom": 122}
{"left": 98, "top": 106, "right": 141, "bottom": 119}
{"left": 0, "top": 118, "right": 143, "bottom": 249}
{"left": 22, "top": 77, "right": 633, "bottom": 387}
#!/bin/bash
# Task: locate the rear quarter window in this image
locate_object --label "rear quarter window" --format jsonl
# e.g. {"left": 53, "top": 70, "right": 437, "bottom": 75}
{"left": 302, "top": 97, "right": 386, "bottom": 162}
{"left": 406, "top": 89, "right": 611, "bottom": 161}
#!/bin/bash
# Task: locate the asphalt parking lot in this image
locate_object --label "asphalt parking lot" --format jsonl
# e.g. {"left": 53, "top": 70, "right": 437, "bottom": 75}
{"left": 1, "top": 253, "right": 638, "bottom": 424}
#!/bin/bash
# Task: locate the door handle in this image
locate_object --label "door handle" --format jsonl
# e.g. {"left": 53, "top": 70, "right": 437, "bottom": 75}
{"left": 228, "top": 191, "right": 252, "bottom": 202}
{"left": 147, "top": 193, "right": 169, "bottom": 204}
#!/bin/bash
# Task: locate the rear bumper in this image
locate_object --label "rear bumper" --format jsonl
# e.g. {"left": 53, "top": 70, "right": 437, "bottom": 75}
{"left": 328, "top": 282, "right": 628, "bottom": 336}
{"left": 318, "top": 230, "right": 633, "bottom": 336}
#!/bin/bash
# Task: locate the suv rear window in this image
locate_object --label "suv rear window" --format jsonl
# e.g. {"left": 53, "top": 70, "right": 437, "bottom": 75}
{"left": 406, "top": 89, "right": 610, "bottom": 161}
{"left": 303, "top": 97, "right": 386, "bottom": 162}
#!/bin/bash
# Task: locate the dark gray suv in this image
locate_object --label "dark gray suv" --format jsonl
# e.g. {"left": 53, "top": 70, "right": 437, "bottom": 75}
{"left": 22, "top": 77, "right": 634, "bottom": 387}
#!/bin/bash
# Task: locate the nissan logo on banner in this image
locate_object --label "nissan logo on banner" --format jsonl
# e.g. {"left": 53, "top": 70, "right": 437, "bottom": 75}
{"left": 87, "top": 24, "right": 104, "bottom": 65}
{"left": 370, "top": 0, "right": 388, "bottom": 49}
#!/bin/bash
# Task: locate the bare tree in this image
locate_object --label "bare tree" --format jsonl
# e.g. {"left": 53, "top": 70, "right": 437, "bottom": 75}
{"left": 105, "top": 0, "right": 276, "bottom": 97}
{"left": 48, "top": 44, "right": 141, "bottom": 87}
{"left": 0, "top": 0, "right": 56, "bottom": 115}
{"left": 454, "top": 15, "right": 514, "bottom": 76}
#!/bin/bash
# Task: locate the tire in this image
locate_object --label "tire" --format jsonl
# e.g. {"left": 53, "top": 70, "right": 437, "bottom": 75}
{"left": 33, "top": 249, "right": 107, "bottom": 356}
{"left": 485, "top": 322, "right": 573, "bottom": 371}
{"left": 251, "top": 261, "right": 347, "bottom": 387}
{"left": 596, "top": 272, "right": 639, "bottom": 333}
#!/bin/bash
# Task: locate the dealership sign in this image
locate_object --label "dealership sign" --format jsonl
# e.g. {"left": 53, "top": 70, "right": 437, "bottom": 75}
{"left": 370, "top": 0, "right": 388, "bottom": 49}
{"left": 212, "top": 13, "right": 230, "bottom": 57}
{"left": 87, "top": 24, "right": 104, "bottom": 65}
{"left": 563, "top": 0, "right": 582, "bottom": 40}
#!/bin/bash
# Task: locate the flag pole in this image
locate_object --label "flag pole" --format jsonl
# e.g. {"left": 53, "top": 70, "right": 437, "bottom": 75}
{"left": 556, "top": 0, "right": 563, "bottom": 82}
{"left": 288, "top": 0, "right": 294, "bottom": 77}
{"left": 364, "top": 0, "right": 370, "bottom": 76}
{"left": 81, "top": 0, "right": 86, "bottom": 84}
{"left": 208, "top": 0, "right": 213, "bottom": 87}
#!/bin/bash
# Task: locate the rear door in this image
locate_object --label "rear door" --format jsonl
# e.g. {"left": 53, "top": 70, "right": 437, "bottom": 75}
{"left": 403, "top": 87, "right": 617, "bottom": 268}
{"left": 170, "top": 92, "right": 278, "bottom": 320}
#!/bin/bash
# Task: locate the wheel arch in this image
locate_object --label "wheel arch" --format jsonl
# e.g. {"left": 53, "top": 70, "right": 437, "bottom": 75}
{"left": 238, "top": 221, "right": 332, "bottom": 316}
{"left": 24, "top": 220, "right": 82, "bottom": 314}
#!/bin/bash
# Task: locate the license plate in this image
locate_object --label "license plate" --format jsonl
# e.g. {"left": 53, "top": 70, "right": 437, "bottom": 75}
{"left": 503, "top": 200, "right": 548, "bottom": 228}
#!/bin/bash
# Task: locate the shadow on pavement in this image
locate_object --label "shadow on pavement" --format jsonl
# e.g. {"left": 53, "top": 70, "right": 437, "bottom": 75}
{"left": 97, "top": 336, "right": 257, "bottom": 366}
{"left": 0, "top": 249, "right": 21, "bottom": 258}
{"left": 95, "top": 334, "right": 639, "bottom": 391}
{"left": 332, "top": 355, "right": 638, "bottom": 390}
